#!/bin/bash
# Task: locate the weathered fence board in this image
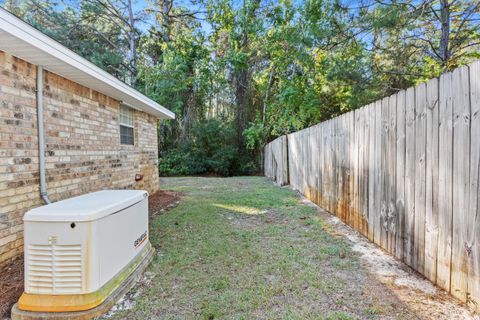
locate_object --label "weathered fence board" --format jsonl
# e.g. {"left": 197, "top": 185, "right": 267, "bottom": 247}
{"left": 264, "top": 60, "right": 480, "bottom": 312}
{"left": 367, "top": 104, "right": 376, "bottom": 242}
{"left": 414, "top": 82, "right": 427, "bottom": 274}
{"left": 328, "top": 121, "right": 334, "bottom": 213}
{"left": 313, "top": 125, "right": 321, "bottom": 206}
{"left": 380, "top": 98, "right": 388, "bottom": 250}
{"left": 450, "top": 66, "right": 470, "bottom": 302}
{"left": 347, "top": 112, "right": 356, "bottom": 228}
{"left": 404, "top": 87, "right": 416, "bottom": 268}
{"left": 354, "top": 110, "right": 361, "bottom": 232}
{"left": 467, "top": 61, "right": 480, "bottom": 309}
{"left": 425, "top": 77, "right": 439, "bottom": 283}
{"left": 335, "top": 117, "right": 341, "bottom": 220}
{"left": 395, "top": 90, "right": 406, "bottom": 261}
{"left": 437, "top": 70, "right": 454, "bottom": 293}
{"left": 387, "top": 95, "right": 397, "bottom": 255}
{"left": 373, "top": 100, "right": 382, "bottom": 245}
{"left": 335, "top": 117, "right": 342, "bottom": 221}
{"left": 362, "top": 106, "right": 370, "bottom": 237}
{"left": 287, "top": 133, "right": 296, "bottom": 189}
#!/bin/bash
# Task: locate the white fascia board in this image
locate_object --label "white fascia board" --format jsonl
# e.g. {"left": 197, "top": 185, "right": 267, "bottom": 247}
{"left": 0, "top": 7, "right": 175, "bottom": 120}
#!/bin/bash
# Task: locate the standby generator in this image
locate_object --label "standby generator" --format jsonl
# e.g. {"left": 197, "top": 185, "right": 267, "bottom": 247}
{"left": 17, "top": 190, "right": 151, "bottom": 313}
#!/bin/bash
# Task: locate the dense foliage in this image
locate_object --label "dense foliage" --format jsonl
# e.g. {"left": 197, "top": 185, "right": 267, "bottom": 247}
{"left": 3, "top": 0, "right": 479, "bottom": 176}
{"left": 159, "top": 119, "right": 242, "bottom": 176}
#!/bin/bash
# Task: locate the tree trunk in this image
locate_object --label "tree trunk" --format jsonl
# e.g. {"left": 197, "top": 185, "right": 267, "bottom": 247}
{"left": 234, "top": 0, "right": 261, "bottom": 147}
{"left": 439, "top": 0, "right": 451, "bottom": 70}
{"left": 160, "top": 0, "right": 172, "bottom": 43}
{"left": 262, "top": 67, "right": 274, "bottom": 126}
{"left": 127, "top": 0, "right": 137, "bottom": 85}
{"left": 235, "top": 61, "right": 249, "bottom": 147}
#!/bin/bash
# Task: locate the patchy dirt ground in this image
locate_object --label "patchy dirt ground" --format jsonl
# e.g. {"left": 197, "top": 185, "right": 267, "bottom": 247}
{"left": 302, "top": 197, "right": 478, "bottom": 320}
{"left": 104, "top": 177, "right": 479, "bottom": 319}
{"left": 148, "top": 189, "right": 184, "bottom": 217}
{"left": 0, "top": 258, "right": 24, "bottom": 319}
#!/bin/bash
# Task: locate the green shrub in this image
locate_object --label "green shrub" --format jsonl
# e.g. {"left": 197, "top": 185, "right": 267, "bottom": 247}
{"left": 159, "top": 120, "right": 239, "bottom": 176}
{"left": 189, "top": 120, "right": 238, "bottom": 176}
{"left": 158, "top": 148, "right": 191, "bottom": 176}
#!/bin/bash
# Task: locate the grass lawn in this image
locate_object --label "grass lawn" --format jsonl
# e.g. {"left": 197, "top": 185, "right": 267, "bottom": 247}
{"left": 105, "top": 177, "right": 416, "bottom": 320}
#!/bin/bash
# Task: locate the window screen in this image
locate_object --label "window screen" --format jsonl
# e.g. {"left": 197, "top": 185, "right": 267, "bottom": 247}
{"left": 120, "top": 105, "right": 134, "bottom": 145}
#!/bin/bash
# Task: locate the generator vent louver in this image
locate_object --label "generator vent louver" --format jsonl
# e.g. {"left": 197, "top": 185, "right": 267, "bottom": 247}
{"left": 27, "top": 244, "right": 83, "bottom": 294}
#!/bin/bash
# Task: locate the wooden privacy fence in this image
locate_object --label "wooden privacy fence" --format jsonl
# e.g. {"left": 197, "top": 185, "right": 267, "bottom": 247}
{"left": 264, "top": 135, "right": 288, "bottom": 185}
{"left": 264, "top": 61, "right": 480, "bottom": 311}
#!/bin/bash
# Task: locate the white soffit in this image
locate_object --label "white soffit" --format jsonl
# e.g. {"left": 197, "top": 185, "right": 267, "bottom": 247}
{"left": 0, "top": 7, "right": 175, "bottom": 120}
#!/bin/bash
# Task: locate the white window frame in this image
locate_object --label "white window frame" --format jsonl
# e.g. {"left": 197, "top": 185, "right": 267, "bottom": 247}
{"left": 120, "top": 105, "right": 135, "bottom": 145}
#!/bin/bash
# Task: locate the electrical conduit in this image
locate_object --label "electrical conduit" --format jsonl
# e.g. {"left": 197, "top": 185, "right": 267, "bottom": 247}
{"left": 37, "top": 65, "right": 51, "bottom": 204}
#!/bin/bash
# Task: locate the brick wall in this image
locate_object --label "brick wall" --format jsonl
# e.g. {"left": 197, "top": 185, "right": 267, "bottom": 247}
{"left": 0, "top": 51, "right": 160, "bottom": 267}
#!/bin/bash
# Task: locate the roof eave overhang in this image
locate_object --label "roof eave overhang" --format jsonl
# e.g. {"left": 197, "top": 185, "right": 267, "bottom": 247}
{"left": 0, "top": 8, "right": 175, "bottom": 120}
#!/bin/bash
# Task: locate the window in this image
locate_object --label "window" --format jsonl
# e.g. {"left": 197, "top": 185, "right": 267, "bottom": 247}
{"left": 120, "top": 105, "right": 134, "bottom": 145}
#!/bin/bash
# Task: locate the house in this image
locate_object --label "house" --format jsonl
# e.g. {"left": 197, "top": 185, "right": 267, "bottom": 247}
{"left": 0, "top": 7, "right": 175, "bottom": 268}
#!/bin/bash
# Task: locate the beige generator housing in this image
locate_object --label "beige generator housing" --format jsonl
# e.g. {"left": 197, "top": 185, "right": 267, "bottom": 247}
{"left": 18, "top": 190, "right": 151, "bottom": 312}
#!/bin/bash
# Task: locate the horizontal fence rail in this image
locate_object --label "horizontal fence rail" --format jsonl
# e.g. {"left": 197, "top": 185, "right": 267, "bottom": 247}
{"left": 264, "top": 61, "right": 480, "bottom": 311}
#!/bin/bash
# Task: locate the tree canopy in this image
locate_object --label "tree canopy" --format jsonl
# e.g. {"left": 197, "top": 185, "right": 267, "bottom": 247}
{"left": 3, "top": 0, "right": 479, "bottom": 175}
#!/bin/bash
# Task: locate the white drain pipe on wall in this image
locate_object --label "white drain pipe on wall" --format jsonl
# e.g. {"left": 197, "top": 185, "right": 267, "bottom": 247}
{"left": 37, "top": 65, "right": 51, "bottom": 204}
